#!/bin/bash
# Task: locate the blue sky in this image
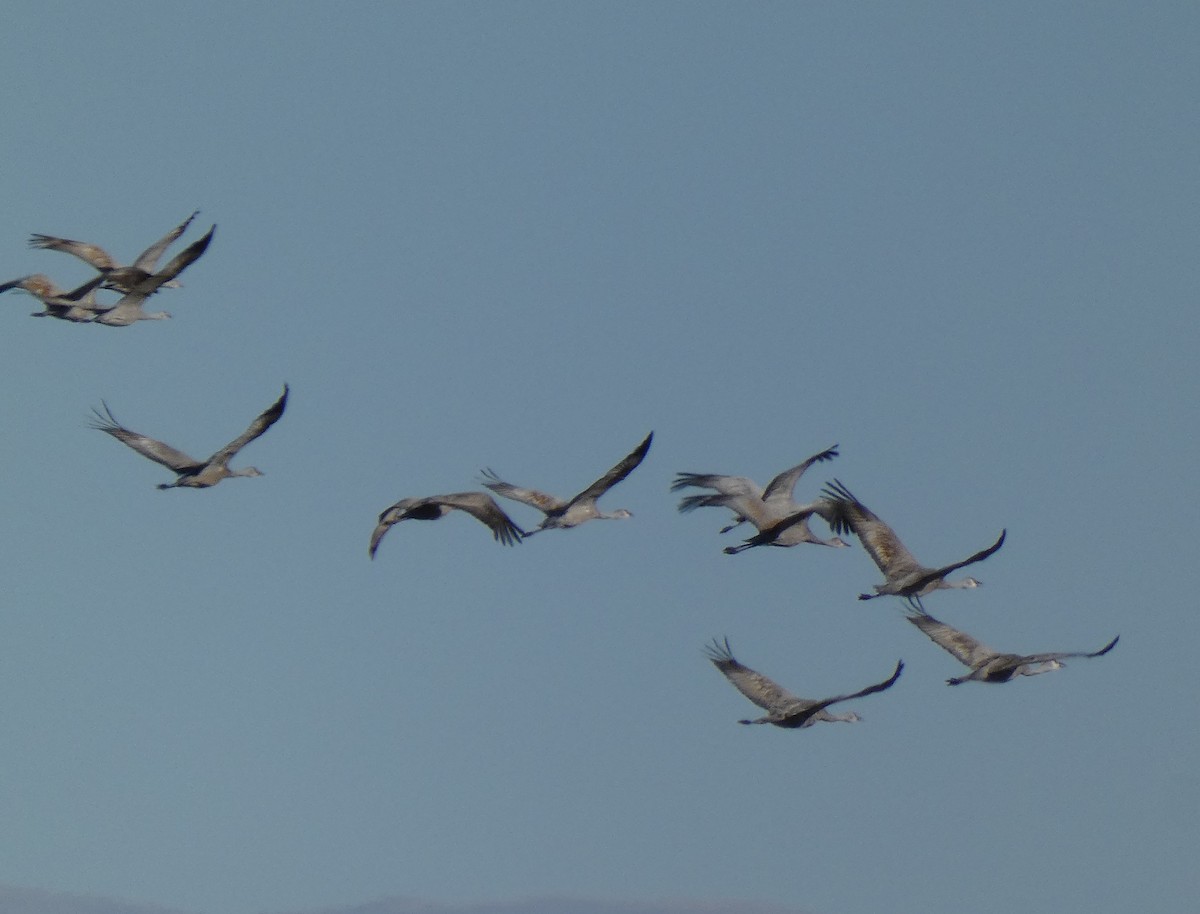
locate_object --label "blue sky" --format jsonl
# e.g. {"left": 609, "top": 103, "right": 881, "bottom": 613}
{"left": 1, "top": 3, "right": 1196, "bottom": 914}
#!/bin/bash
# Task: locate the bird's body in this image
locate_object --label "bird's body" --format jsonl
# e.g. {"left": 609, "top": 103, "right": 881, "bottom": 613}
{"left": 29, "top": 210, "right": 200, "bottom": 293}
{"left": 91, "top": 384, "right": 288, "bottom": 489}
{"left": 821, "top": 478, "right": 1005, "bottom": 610}
{"left": 1, "top": 273, "right": 107, "bottom": 322}
{"left": 905, "top": 611, "right": 1118, "bottom": 685}
{"left": 705, "top": 638, "right": 903, "bottom": 728}
{"left": 368, "top": 492, "right": 526, "bottom": 558}
{"left": 674, "top": 444, "right": 842, "bottom": 542}
{"left": 93, "top": 225, "right": 215, "bottom": 326}
{"left": 481, "top": 431, "right": 653, "bottom": 534}
{"left": 721, "top": 501, "right": 848, "bottom": 554}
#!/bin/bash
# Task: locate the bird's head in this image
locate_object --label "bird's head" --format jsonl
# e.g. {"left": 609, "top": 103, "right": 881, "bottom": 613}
{"left": 1023, "top": 659, "right": 1064, "bottom": 677}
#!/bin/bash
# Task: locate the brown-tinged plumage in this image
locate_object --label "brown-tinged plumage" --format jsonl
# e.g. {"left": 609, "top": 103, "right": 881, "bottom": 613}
{"left": 91, "top": 384, "right": 287, "bottom": 488}
{"left": 905, "top": 611, "right": 1118, "bottom": 685}
{"left": 0, "top": 273, "right": 107, "bottom": 322}
{"left": 93, "top": 225, "right": 215, "bottom": 326}
{"left": 481, "top": 431, "right": 653, "bottom": 534}
{"left": 368, "top": 493, "right": 527, "bottom": 558}
{"left": 673, "top": 444, "right": 848, "bottom": 553}
{"left": 821, "top": 478, "right": 1005, "bottom": 611}
{"left": 705, "top": 637, "right": 903, "bottom": 728}
{"left": 29, "top": 210, "right": 200, "bottom": 293}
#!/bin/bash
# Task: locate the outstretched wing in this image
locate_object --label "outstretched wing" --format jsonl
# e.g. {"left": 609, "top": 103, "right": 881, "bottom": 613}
{"left": 435, "top": 492, "right": 527, "bottom": 545}
{"left": 904, "top": 529, "right": 1007, "bottom": 593}
{"left": 479, "top": 469, "right": 566, "bottom": 514}
{"left": 131, "top": 210, "right": 199, "bottom": 272}
{"left": 368, "top": 498, "right": 418, "bottom": 559}
{"left": 368, "top": 492, "right": 526, "bottom": 558}
{"left": 704, "top": 637, "right": 802, "bottom": 714}
{"left": 208, "top": 384, "right": 289, "bottom": 466}
{"left": 670, "top": 472, "right": 761, "bottom": 496}
{"left": 570, "top": 431, "right": 654, "bottom": 506}
{"left": 132, "top": 224, "right": 215, "bottom": 293}
{"left": 677, "top": 492, "right": 758, "bottom": 514}
{"left": 90, "top": 403, "right": 202, "bottom": 472}
{"left": 1, "top": 274, "right": 67, "bottom": 298}
{"left": 761, "top": 444, "right": 839, "bottom": 502}
{"left": 29, "top": 233, "right": 117, "bottom": 271}
{"left": 1019, "top": 635, "right": 1120, "bottom": 665}
{"left": 905, "top": 611, "right": 997, "bottom": 667}
{"left": 822, "top": 478, "right": 922, "bottom": 578}
{"left": 800, "top": 660, "right": 904, "bottom": 718}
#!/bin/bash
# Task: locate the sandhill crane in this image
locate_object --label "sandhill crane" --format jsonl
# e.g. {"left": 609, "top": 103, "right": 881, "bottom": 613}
{"left": 721, "top": 504, "right": 849, "bottom": 554}
{"left": 90, "top": 384, "right": 287, "bottom": 489}
{"left": 821, "top": 478, "right": 1006, "bottom": 611}
{"left": 480, "top": 431, "right": 653, "bottom": 534}
{"left": 93, "top": 225, "right": 214, "bottom": 326}
{"left": 368, "top": 493, "right": 527, "bottom": 558}
{"left": 0, "top": 273, "right": 107, "bottom": 322}
{"left": 673, "top": 443, "right": 840, "bottom": 536}
{"left": 905, "top": 611, "right": 1118, "bottom": 685}
{"left": 705, "top": 638, "right": 903, "bottom": 728}
{"left": 29, "top": 210, "right": 199, "bottom": 293}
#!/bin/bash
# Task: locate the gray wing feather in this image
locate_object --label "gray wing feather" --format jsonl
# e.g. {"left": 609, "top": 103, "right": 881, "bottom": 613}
{"left": 1019, "top": 636, "right": 1120, "bottom": 664}
{"left": 705, "top": 638, "right": 803, "bottom": 714}
{"left": 208, "top": 384, "right": 289, "bottom": 466}
{"left": 368, "top": 492, "right": 526, "bottom": 559}
{"left": 903, "top": 529, "right": 1007, "bottom": 592}
{"left": 434, "top": 492, "right": 527, "bottom": 544}
{"left": 670, "top": 472, "right": 761, "bottom": 496}
{"left": 571, "top": 431, "right": 653, "bottom": 505}
{"left": 131, "top": 210, "right": 199, "bottom": 272}
{"left": 761, "top": 444, "right": 839, "bottom": 502}
{"left": 822, "top": 478, "right": 922, "bottom": 577}
{"left": 131, "top": 224, "right": 214, "bottom": 294}
{"left": 89, "top": 403, "right": 202, "bottom": 472}
{"left": 905, "top": 612, "right": 997, "bottom": 667}
{"left": 802, "top": 660, "right": 904, "bottom": 716}
{"left": 479, "top": 469, "right": 566, "bottom": 513}
{"left": 28, "top": 234, "right": 117, "bottom": 271}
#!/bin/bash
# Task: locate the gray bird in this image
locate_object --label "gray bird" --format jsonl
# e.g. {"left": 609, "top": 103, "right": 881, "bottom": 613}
{"left": 369, "top": 493, "right": 527, "bottom": 558}
{"left": 29, "top": 210, "right": 200, "bottom": 293}
{"left": 721, "top": 501, "right": 849, "bottom": 554}
{"left": 91, "top": 384, "right": 287, "bottom": 489}
{"left": 905, "top": 611, "right": 1118, "bottom": 685}
{"left": 480, "top": 431, "right": 653, "bottom": 534}
{"left": 705, "top": 637, "right": 903, "bottom": 728}
{"left": 93, "top": 225, "right": 215, "bottom": 326}
{"left": 0, "top": 273, "right": 107, "bottom": 322}
{"left": 821, "top": 478, "right": 1005, "bottom": 611}
{"left": 674, "top": 444, "right": 844, "bottom": 548}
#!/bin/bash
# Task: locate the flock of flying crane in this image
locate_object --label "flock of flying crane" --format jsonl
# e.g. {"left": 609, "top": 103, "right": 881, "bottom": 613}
{"left": 2, "top": 212, "right": 1119, "bottom": 732}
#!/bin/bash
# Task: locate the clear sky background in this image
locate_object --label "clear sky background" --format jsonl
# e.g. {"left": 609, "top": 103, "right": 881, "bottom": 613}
{"left": 1, "top": 3, "right": 1196, "bottom": 914}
